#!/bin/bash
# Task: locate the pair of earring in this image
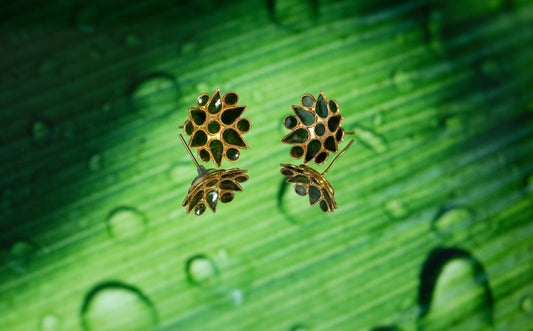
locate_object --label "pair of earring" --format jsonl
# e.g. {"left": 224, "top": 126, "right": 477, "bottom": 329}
{"left": 178, "top": 90, "right": 353, "bottom": 216}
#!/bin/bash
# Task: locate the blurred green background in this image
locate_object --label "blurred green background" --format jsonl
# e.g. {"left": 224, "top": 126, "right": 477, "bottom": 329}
{"left": 1, "top": 0, "right": 532, "bottom": 330}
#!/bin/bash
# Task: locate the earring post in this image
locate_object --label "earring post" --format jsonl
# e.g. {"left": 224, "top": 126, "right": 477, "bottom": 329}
{"left": 178, "top": 134, "right": 202, "bottom": 170}
{"left": 322, "top": 140, "right": 354, "bottom": 175}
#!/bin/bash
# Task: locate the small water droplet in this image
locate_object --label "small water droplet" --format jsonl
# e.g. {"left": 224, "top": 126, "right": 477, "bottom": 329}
{"left": 418, "top": 248, "right": 493, "bottom": 330}
{"left": 39, "top": 59, "right": 57, "bottom": 75}
{"left": 384, "top": 198, "right": 408, "bottom": 219}
{"left": 196, "top": 82, "right": 208, "bottom": 92}
{"left": 355, "top": 126, "right": 387, "bottom": 153}
{"left": 521, "top": 294, "right": 533, "bottom": 315}
{"left": 124, "top": 33, "right": 142, "bottom": 47}
{"left": 432, "top": 207, "right": 473, "bottom": 241}
{"left": 88, "top": 154, "right": 102, "bottom": 171}
{"left": 7, "top": 241, "right": 34, "bottom": 274}
{"left": 392, "top": 69, "right": 415, "bottom": 93}
{"left": 75, "top": 6, "right": 99, "bottom": 33}
{"left": 107, "top": 207, "right": 148, "bottom": 242}
{"left": 129, "top": 73, "right": 179, "bottom": 118}
{"left": 81, "top": 282, "right": 157, "bottom": 331}
{"left": 372, "top": 111, "right": 383, "bottom": 127}
{"left": 41, "top": 314, "right": 60, "bottom": 331}
{"left": 30, "top": 119, "right": 52, "bottom": 145}
{"left": 443, "top": 115, "right": 462, "bottom": 132}
{"left": 180, "top": 41, "right": 198, "bottom": 55}
{"left": 269, "top": 0, "right": 318, "bottom": 31}
{"left": 185, "top": 250, "right": 252, "bottom": 306}
{"left": 479, "top": 60, "right": 501, "bottom": 80}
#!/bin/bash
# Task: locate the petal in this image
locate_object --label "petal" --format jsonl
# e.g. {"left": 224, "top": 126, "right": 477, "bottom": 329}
{"left": 221, "top": 106, "right": 245, "bottom": 125}
{"left": 222, "top": 128, "right": 247, "bottom": 147}
{"left": 209, "top": 140, "right": 223, "bottom": 167}
{"left": 208, "top": 90, "right": 222, "bottom": 114}
{"left": 282, "top": 128, "right": 308, "bottom": 144}
{"left": 316, "top": 93, "right": 328, "bottom": 118}
{"left": 293, "top": 106, "right": 315, "bottom": 126}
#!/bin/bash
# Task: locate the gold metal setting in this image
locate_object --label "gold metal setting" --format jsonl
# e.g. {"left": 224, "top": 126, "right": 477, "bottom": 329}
{"left": 282, "top": 91, "right": 353, "bottom": 165}
{"left": 178, "top": 134, "right": 248, "bottom": 216}
{"left": 182, "top": 89, "right": 250, "bottom": 167}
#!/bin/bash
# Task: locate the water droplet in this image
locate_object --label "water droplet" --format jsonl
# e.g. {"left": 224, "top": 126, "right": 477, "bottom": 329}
{"left": 354, "top": 126, "right": 387, "bottom": 153}
{"left": 269, "top": 0, "right": 318, "bottom": 31}
{"left": 129, "top": 73, "right": 179, "bottom": 118}
{"left": 180, "top": 41, "right": 198, "bottom": 55}
{"left": 88, "top": 154, "right": 102, "bottom": 171}
{"left": 75, "top": 6, "right": 99, "bottom": 33}
{"left": 432, "top": 207, "right": 473, "bottom": 241}
{"left": 196, "top": 82, "right": 209, "bottom": 92}
{"left": 384, "top": 198, "right": 408, "bottom": 219}
{"left": 41, "top": 314, "right": 60, "bottom": 331}
{"left": 185, "top": 250, "right": 252, "bottom": 306}
{"left": 39, "top": 59, "right": 57, "bottom": 75}
{"left": 7, "top": 241, "right": 33, "bottom": 274}
{"left": 443, "top": 115, "right": 462, "bottom": 132}
{"left": 30, "top": 119, "right": 52, "bottom": 145}
{"left": 278, "top": 178, "right": 325, "bottom": 224}
{"left": 107, "top": 207, "right": 148, "bottom": 242}
{"left": 418, "top": 248, "right": 493, "bottom": 330}
{"left": 124, "top": 33, "right": 142, "bottom": 47}
{"left": 521, "top": 294, "right": 533, "bottom": 315}
{"left": 392, "top": 69, "right": 415, "bottom": 93}
{"left": 372, "top": 111, "right": 383, "bottom": 127}
{"left": 81, "top": 282, "right": 157, "bottom": 331}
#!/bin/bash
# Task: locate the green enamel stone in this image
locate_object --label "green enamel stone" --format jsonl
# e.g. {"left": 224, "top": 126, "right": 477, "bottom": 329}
{"left": 221, "top": 106, "right": 245, "bottom": 125}
{"left": 191, "top": 130, "right": 207, "bottom": 147}
{"left": 208, "top": 90, "right": 222, "bottom": 114}
{"left": 329, "top": 100, "right": 338, "bottom": 113}
{"left": 324, "top": 136, "right": 337, "bottom": 152}
{"left": 294, "top": 107, "right": 315, "bottom": 126}
{"left": 284, "top": 115, "right": 298, "bottom": 129}
{"left": 185, "top": 121, "right": 194, "bottom": 135}
{"left": 309, "top": 185, "right": 321, "bottom": 205}
{"left": 205, "top": 190, "right": 218, "bottom": 212}
{"left": 290, "top": 146, "right": 304, "bottom": 158}
{"left": 237, "top": 119, "right": 250, "bottom": 133}
{"left": 295, "top": 185, "right": 307, "bottom": 196}
{"left": 316, "top": 93, "right": 328, "bottom": 118}
{"left": 195, "top": 203, "right": 206, "bottom": 216}
{"left": 328, "top": 115, "right": 341, "bottom": 132}
{"left": 224, "top": 92, "right": 238, "bottom": 105}
{"left": 199, "top": 149, "right": 210, "bottom": 162}
{"left": 220, "top": 179, "right": 240, "bottom": 191}
{"left": 226, "top": 148, "right": 240, "bottom": 161}
{"left": 222, "top": 128, "right": 246, "bottom": 147}
{"left": 191, "top": 109, "right": 206, "bottom": 126}
{"left": 319, "top": 200, "right": 329, "bottom": 212}
{"left": 220, "top": 192, "right": 234, "bottom": 203}
{"left": 197, "top": 94, "right": 209, "bottom": 106}
{"left": 302, "top": 94, "right": 314, "bottom": 107}
{"left": 305, "top": 139, "right": 322, "bottom": 163}
{"left": 315, "top": 152, "right": 328, "bottom": 164}
{"left": 209, "top": 140, "right": 223, "bottom": 166}
{"left": 208, "top": 120, "right": 220, "bottom": 134}
{"left": 282, "top": 128, "right": 308, "bottom": 144}
{"left": 315, "top": 123, "right": 325, "bottom": 136}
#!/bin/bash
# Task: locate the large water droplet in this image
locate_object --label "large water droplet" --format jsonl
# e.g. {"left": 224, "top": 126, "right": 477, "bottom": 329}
{"left": 432, "top": 207, "right": 473, "bottom": 242}
{"left": 41, "top": 314, "right": 61, "bottom": 331}
{"left": 185, "top": 250, "right": 252, "bottom": 306}
{"left": 384, "top": 198, "right": 409, "bottom": 219}
{"left": 107, "top": 207, "right": 148, "bottom": 242}
{"left": 354, "top": 126, "right": 387, "bottom": 153}
{"left": 7, "top": 241, "right": 33, "bottom": 274}
{"left": 268, "top": 0, "right": 318, "bottom": 31}
{"left": 129, "top": 73, "right": 179, "bottom": 118}
{"left": 81, "top": 282, "right": 157, "bottom": 331}
{"left": 392, "top": 69, "right": 415, "bottom": 93}
{"left": 30, "top": 119, "right": 52, "bottom": 145}
{"left": 418, "top": 248, "right": 493, "bottom": 331}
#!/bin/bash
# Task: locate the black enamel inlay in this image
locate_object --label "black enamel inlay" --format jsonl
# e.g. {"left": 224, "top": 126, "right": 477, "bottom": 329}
{"left": 282, "top": 128, "right": 308, "bottom": 144}
{"left": 221, "top": 106, "right": 245, "bottom": 125}
{"left": 316, "top": 93, "right": 328, "bottom": 118}
{"left": 191, "top": 130, "right": 207, "bottom": 147}
{"left": 309, "top": 185, "right": 321, "bottom": 205}
{"left": 208, "top": 90, "right": 222, "bottom": 114}
{"left": 191, "top": 109, "right": 206, "bottom": 126}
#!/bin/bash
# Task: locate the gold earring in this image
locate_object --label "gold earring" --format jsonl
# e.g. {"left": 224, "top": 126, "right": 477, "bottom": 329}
{"left": 282, "top": 91, "right": 353, "bottom": 165}
{"left": 280, "top": 140, "right": 354, "bottom": 213}
{"left": 178, "top": 134, "right": 248, "bottom": 216}
{"left": 181, "top": 89, "right": 250, "bottom": 167}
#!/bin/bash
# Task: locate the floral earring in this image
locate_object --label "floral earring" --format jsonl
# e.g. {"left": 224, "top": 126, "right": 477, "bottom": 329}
{"left": 181, "top": 89, "right": 250, "bottom": 167}
{"left": 178, "top": 89, "right": 250, "bottom": 215}
{"left": 280, "top": 92, "right": 354, "bottom": 212}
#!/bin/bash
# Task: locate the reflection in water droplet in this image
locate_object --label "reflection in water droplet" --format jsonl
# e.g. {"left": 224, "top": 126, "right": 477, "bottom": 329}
{"left": 129, "top": 73, "right": 179, "bottom": 118}
{"left": 185, "top": 250, "right": 252, "bottom": 306}
{"left": 41, "top": 314, "right": 60, "bottom": 331}
{"left": 107, "top": 207, "right": 147, "bottom": 242}
{"left": 124, "top": 33, "right": 142, "bottom": 47}
{"left": 7, "top": 241, "right": 33, "bottom": 274}
{"left": 81, "top": 282, "right": 157, "bottom": 331}
{"left": 355, "top": 126, "right": 387, "bottom": 153}
{"left": 432, "top": 207, "right": 473, "bottom": 241}
{"left": 384, "top": 198, "right": 408, "bottom": 219}
{"left": 89, "top": 154, "right": 102, "bottom": 171}
{"left": 521, "top": 294, "right": 533, "bottom": 314}
{"left": 269, "top": 0, "right": 318, "bottom": 31}
{"left": 392, "top": 69, "right": 415, "bottom": 93}
{"left": 418, "top": 248, "right": 493, "bottom": 331}
{"left": 31, "top": 120, "right": 52, "bottom": 145}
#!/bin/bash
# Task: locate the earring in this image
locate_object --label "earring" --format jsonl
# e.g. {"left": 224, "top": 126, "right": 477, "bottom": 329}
{"left": 178, "top": 134, "right": 248, "bottom": 216}
{"left": 181, "top": 89, "right": 250, "bottom": 167}
{"left": 280, "top": 92, "right": 354, "bottom": 213}
{"left": 282, "top": 91, "right": 352, "bottom": 165}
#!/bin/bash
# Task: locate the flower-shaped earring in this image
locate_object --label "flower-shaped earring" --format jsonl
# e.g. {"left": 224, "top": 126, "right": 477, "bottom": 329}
{"left": 179, "top": 134, "right": 248, "bottom": 216}
{"left": 280, "top": 141, "right": 354, "bottom": 212}
{"left": 282, "top": 91, "right": 353, "bottom": 165}
{"left": 182, "top": 89, "right": 250, "bottom": 167}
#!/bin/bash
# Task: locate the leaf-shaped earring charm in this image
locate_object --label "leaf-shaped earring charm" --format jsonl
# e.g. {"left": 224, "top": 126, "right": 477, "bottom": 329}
{"left": 178, "top": 134, "right": 248, "bottom": 216}
{"left": 280, "top": 140, "right": 354, "bottom": 212}
{"left": 282, "top": 92, "right": 354, "bottom": 165}
{"left": 181, "top": 89, "right": 250, "bottom": 167}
